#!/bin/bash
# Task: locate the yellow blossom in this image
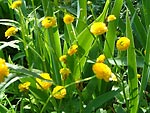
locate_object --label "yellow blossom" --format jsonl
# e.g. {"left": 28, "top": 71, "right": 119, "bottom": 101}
{"left": 96, "top": 54, "right": 105, "bottom": 63}
{"left": 11, "top": 0, "right": 22, "bottom": 9}
{"left": 36, "top": 73, "right": 52, "bottom": 90}
{"left": 59, "top": 55, "right": 67, "bottom": 63}
{"left": 5, "top": 27, "right": 18, "bottom": 38}
{"left": 116, "top": 37, "right": 130, "bottom": 51}
{"left": 52, "top": 86, "right": 66, "bottom": 99}
{"left": 144, "top": 50, "right": 146, "bottom": 55}
{"left": 109, "top": 73, "right": 117, "bottom": 81}
{"left": 0, "top": 58, "right": 9, "bottom": 83}
{"left": 60, "top": 68, "right": 71, "bottom": 80}
{"left": 18, "top": 81, "right": 30, "bottom": 92}
{"left": 42, "top": 17, "right": 56, "bottom": 28}
{"left": 107, "top": 15, "right": 116, "bottom": 22}
{"left": 92, "top": 63, "right": 112, "bottom": 82}
{"left": 87, "top": 1, "right": 92, "bottom": 5}
{"left": 90, "top": 22, "right": 108, "bottom": 35}
{"left": 137, "top": 74, "right": 141, "bottom": 79}
{"left": 68, "top": 44, "right": 78, "bottom": 56}
{"left": 63, "top": 14, "right": 74, "bottom": 24}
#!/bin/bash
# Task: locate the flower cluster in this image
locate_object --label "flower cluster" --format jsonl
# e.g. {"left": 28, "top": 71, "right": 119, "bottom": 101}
{"left": 92, "top": 63, "right": 112, "bottom": 82}
{"left": 52, "top": 86, "right": 66, "bottom": 99}
{"left": 36, "top": 73, "right": 52, "bottom": 90}
{"left": 0, "top": 58, "right": 9, "bottom": 83}
{"left": 5, "top": 27, "right": 18, "bottom": 38}
{"left": 42, "top": 17, "right": 56, "bottom": 28}
{"left": 18, "top": 82, "right": 31, "bottom": 92}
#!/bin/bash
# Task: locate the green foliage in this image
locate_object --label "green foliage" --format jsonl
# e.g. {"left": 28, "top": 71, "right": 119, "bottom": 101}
{"left": 0, "top": 0, "right": 150, "bottom": 112}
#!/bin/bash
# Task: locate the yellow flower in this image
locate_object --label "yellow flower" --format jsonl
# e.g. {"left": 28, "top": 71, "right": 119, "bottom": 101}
{"left": 42, "top": 17, "right": 56, "bottom": 28}
{"left": 96, "top": 54, "right": 105, "bottom": 63}
{"left": 36, "top": 73, "right": 52, "bottom": 90}
{"left": 52, "top": 86, "right": 66, "bottom": 99}
{"left": 18, "top": 81, "right": 31, "bottom": 92}
{"left": 107, "top": 15, "right": 116, "bottom": 22}
{"left": 137, "top": 74, "right": 141, "bottom": 79}
{"left": 87, "top": 1, "right": 92, "bottom": 5}
{"left": 144, "top": 50, "right": 146, "bottom": 55}
{"left": 109, "top": 73, "right": 117, "bottom": 81}
{"left": 5, "top": 27, "right": 18, "bottom": 38}
{"left": 59, "top": 55, "right": 67, "bottom": 63}
{"left": 116, "top": 37, "right": 130, "bottom": 51}
{"left": 90, "top": 22, "right": 108, "bottom": 35}
{"left": 68, "top": 44, "right": 78, "bottom": 56}
{"left": 60, "top": 68, "right": 71, "bottom": 80}
{"left": 63, "top": 14, "right": 74, "bottom": 24}
{"left": 0, "top": 58, "right": 9, "bottom": 83}
{"left": 92, "top": 63, "right": 112, "bottom": 82}
{"left": 11, "top": 0, "right": 22, "bottom": 9}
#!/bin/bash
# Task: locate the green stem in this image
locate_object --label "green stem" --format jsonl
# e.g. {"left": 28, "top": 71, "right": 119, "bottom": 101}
{"left": 18, "top": 8, "right": 30, "bottom": 67}
{"left": 121, "top": 80, "right": 130, "bottom": 112}
{"left": 5, "top": 95, "right": 15, "bottom": 113}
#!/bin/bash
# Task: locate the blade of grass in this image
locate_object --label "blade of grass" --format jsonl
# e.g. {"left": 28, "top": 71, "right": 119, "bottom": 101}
{"left": 142, "top": 0, "right": 150, "bottom": 30}
{"left": 126, "top": 11, "right": 139, "bottom": 113}
{"left": 76, "top": 0, "right": 87, "bottom": 34}
{"left": 103, "top": 0, "right": 123, "bottom": 58}
{"left": 83, "top": 90, "right": 121, "bottom": 113}
{"left": 126, "top": 0, "right": 146, "bottom": 47}
{"left": 139, "top": 26, "right": 150, "bottom": 102}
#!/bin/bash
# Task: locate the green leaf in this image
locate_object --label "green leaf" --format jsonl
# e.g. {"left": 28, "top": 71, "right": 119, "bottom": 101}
{"left": 0, "top": 19, "right": 20, "bottom": 28}
{"left": 139, "top": 27, "right": 150, "bottom": 102}
{"left": 142, "top": 0, "right": 150, "bottom": 29}
{"left": 83, "top": 90, "right": 121, "bottom": 113}
{"left": 126, "top": 11, "right": 139, "bottom": 113}
{"left": 0, "top": 104, "right": 8, "bottom": 113}
{"left": 126, "top": 0, "right": 147, "bottom": 47}
{"left": 76, "top": 0, "right": 87, "bottom": 33}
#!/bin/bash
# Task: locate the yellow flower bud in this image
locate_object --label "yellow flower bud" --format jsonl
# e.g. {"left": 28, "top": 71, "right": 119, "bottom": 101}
{"left": 52, "top": 86, "right": 66, "bottom": 99}
{"left": 107, "top": 15, "right": 116, "bottom": 22}
{"left": 116, "top": 37, "right": 130, "bottom": 51}
{"left": 11, "top": 0, "right": 22, "bottom": 9}
{"left": 137, "top": 74, "right": 141, "bottom": 79}
{"left": 96, "top": 54, "right": 105, "bottom": 63}
{"left": 5, "top": 27, "right": 18, "bottom": 38}
{"left": 42, "top": 17, "right": 56, "bottom": 28}
{"left": 18, "top": 81, "right": 31, "bottom": 92}
{"left": 63, "top": 14, "right": 74, "bottom": 24}
{"left": 60, "top": 68, "right": 71, "bottom": 80}
{"left": 90, "top": 22, "right": 108, "bottom": 35}
{"left": 36, "top": 73, "right": 52, "bottom": 90}
{"left": 68, "top": 44, "right": 78, "bottom": 56}
{"left": 59, "top": 55, "right": 67, "bottom": 63}
{"left": 0, "top": 58, "right": 9, "bottom": 83}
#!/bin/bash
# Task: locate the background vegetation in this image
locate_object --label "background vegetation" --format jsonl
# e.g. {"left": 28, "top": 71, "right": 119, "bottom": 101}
{"left": 0, "top": 0, "right": 150, "bottom": 113}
